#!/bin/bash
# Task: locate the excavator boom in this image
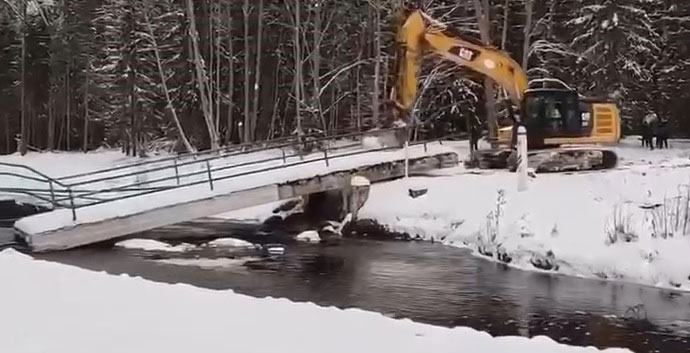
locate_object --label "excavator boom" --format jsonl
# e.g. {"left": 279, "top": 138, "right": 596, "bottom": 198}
{"left": 390, "top": 9, "right": 528, "bottom": 124}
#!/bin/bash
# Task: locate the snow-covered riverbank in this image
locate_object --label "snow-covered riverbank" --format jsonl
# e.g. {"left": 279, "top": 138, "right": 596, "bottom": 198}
{"left": 0, "top": 249, "right": 629, "bottom": 353}
{"left": 360, "top": 139, "right": 690, "bottom": 292}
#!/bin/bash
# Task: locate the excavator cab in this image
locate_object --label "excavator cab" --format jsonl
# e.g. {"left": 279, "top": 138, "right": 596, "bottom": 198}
{"left": 494, "top": 79, "right": 620, "bottom": 171}
{"left": 522, "top": 87, "right": 588, "bottom": 148}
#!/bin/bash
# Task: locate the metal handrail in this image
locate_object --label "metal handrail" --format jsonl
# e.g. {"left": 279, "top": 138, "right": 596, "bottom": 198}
{"left": 59, "top": 135, "right": 454, "bottom": 214}
{"left": 0, "top": 163, "right": 68, "bottom": 188}
{"left": 56, "top": 124, "right": 408, "bottom": 184}
{"left": 50, "top": 138, "right": 367, "bottom": 204}
{"left": 0, "top": 125, "right": 457, "bottom": 223}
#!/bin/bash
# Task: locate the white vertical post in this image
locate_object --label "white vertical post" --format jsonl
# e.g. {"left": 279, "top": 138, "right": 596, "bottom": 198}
{"left": 517, "top": 126, "right": 528, "bottom": 192}
{"left": 404, "top": 140, "right": 410, "bottom": 179}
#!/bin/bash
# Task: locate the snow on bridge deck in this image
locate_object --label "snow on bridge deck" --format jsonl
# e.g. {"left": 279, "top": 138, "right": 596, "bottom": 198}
{"left": 3, "top": 140, "right": 459, "bottom": 252}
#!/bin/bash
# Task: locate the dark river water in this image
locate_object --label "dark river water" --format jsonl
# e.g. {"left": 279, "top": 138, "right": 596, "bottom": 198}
{"left": 28, "top": 219, "right": 690, "bottom": 353}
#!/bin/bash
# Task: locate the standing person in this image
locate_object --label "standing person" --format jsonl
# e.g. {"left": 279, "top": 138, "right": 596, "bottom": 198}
{"left": 644, "top": 113, "right": 657, "bottom": 150}
{"left": 657, "top": 119, "right": 669, "bottom": 149}
{"left": 469, "top": 116, "right": 481, "bottom": 152}
{"left": 641, "top": 120, "right": 651, "bottom": 148}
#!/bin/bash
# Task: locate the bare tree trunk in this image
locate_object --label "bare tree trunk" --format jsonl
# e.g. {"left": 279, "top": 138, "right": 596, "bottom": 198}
{"left": 473, "top": 0, "right": 497, "bottom": 144}
{"left": 19, "top": 0, "right": 27, "bottom": 155}
{"left": 268, "top": 64, "right": 280, "bottom": 139}
{"left": 4, "top": 113, "right": 9, "bottom": 153}
{"left": 329, "top": 85, "right": 336, "bottom": 133}
{"left": 83, "top": 63, "right": 90, "bottom": 152}
{"left": 58, "top": 94, "right": 66, "bottom": 151}
{"left": 243, "top": 0, "right": 251, "bottom": 142}
{"left": 66, "top": 67, "right": 71, "bottom": 151}
{"left": 215, "top": 2, "right": 221, "bottom": 139}
{"left": 251, "top": 0, "right": 264, "bottom": 140}
{"left": 129, "top": 66, "right": 137, "bottom": 156}
{"left": 225, "top": 1, "right": 234, "bottom": 144}
{"left": 293, "top": 0, "right": 302, "bottom": 136}
{"left": 47, "top": 88, "right": 55, "bottom": 151}
{"left": 522, "top": 0, "right": 534, "bottom": 71}
{"left": 208, "top": 0, "right": 214, "bottom": 135}
{"left": 356, "top": 41, "right": 363, "bottom": 130}
{"left": 501, "top": 0, "right": 509, "bottom": 50}
{"left": 311, "top": 0, "right": 326, "bottom": 133}
{"left": 546, "top": 0, "right": 556, "bottom": 38}
{"left": 186, "top": 0, "right": 220, "bottom": 149}
{"left": 498, "top": 0, "right": 510, "bottom": 103}
{"left": 371, "top": 0, "right": 381, "bottom": 126}
{"left": 144, "top": 4, "right": 194, "bottom": 153}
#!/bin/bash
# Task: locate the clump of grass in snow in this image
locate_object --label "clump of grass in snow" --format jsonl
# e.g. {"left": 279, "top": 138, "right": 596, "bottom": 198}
{"left": 606, "top": 203, "right": 637, "bottom": 245}
{"left": 478, "top": 190, "right": 509, "bottom": 260}
{"left": 648, "top": 185, "right": 690, "bottom": 239}
{"left": 484, "top": 189, "right": 506, "bottom": 244}
{"left": 606, "top": 185, "right": 690, "bottom": 245}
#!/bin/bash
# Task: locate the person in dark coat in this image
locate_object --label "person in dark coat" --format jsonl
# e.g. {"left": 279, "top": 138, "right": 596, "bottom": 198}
{"left": 469, "top": 117, "right": 481, "bottom": 151}
{"left": 648, "top": 118, "right": 657, "bottom": 150}
{"left": 641, "top": 121, "right": 652, "bottom": 148}
{"left": 656, "top": 119, "right": 669, "bottom": 149}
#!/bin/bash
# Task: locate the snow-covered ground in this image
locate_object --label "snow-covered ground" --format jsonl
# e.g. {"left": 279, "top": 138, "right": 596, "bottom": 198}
{"left": 0, "top": 148, "right": 161, "bottom": 178}
{"left": 0, "top": 249, "right": 629, "bottom": 353}
{"left": 5, "top": 140, "right": 455, "bottom": 235}
{"left": 205, "top": 237, "right": 255, "bottom": 248}
{"left": 360, "top": 137, "right": 690, "bottom": 292}
{"left": 115, "top": 239, "right": 196, "bottom": 252}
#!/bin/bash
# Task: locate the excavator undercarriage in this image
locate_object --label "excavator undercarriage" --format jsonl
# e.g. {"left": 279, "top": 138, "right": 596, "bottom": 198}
{"left": 470, "top": 146, "right": 618, "bottom": 173}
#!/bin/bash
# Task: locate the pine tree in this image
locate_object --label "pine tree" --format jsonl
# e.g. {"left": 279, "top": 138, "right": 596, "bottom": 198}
{"left": 567, "top": 0, "right": 661, "bottom": 113}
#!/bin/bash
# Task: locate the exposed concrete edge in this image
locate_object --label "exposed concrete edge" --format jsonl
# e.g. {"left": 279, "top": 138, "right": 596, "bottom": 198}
{"left": 277, "top": 152, "right": 458, "bottom": 199}
{"left": 26, "top": 185, "right": 280, "bottom": 252}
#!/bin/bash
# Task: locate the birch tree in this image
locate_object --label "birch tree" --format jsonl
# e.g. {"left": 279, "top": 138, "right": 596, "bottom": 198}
{"left": 186, "top": 0, "right": 220, "bottom": 149}
{"left": 250, "top": 0, "right": 264, "bottom": 140}
{"left": 142, "top": 0, "right": 194, "bottom": 153}
{"left": 472, "top": 0, "right": 497, "bottom": 142}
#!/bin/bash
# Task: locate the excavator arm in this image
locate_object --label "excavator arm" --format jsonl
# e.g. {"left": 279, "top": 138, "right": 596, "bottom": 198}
{"left": 390, "top": 9, "right": 528, "bottom": 124}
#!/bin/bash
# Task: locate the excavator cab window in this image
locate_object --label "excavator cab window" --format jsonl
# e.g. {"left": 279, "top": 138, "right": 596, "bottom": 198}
{"left": 523, "top": 89, "right": 589, "bottom": 139}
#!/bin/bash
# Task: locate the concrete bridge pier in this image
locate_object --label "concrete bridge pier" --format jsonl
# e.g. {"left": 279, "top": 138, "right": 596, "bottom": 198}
{"left": 302, "top": 175, "right": 371, "bottom": 223}
{"left": 346, "top": 176, "right": 371, "bottom": 220}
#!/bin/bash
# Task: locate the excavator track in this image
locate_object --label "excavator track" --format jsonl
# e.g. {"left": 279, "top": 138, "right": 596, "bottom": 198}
{"left": 468, "top": 146, "right": 618, "bottom": 173}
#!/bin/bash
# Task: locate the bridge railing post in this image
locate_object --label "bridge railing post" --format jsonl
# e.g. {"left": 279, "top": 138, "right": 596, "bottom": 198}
{"left": 281, "top": 149, "right": 286, "bottom": 164}
{"left": 173, "top": 160, "right": 180, "bottom": 185}
{"left": 206, "top": 161, "right": 214, "bottom": 191}
{"left": 48, "top": 180, "right": 56, "bottom": 208}
{"left": 68, "top": 187, "right": 77, "bottom": 221}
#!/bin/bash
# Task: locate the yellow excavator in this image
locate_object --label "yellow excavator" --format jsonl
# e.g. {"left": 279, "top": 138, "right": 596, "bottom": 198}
{"left": 388, "top": 6, "right": 621, "bottom": 172}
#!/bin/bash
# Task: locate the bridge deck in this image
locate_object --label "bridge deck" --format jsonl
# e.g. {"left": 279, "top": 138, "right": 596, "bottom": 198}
{"left": 6, "top": 138, "right": 458, "bottom": 251}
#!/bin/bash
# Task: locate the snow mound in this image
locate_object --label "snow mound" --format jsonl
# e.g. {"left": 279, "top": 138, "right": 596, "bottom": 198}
{"left": 360, "top": 154, "right": 690, "bottom": 291}
{"left": 361, "top": 135, "right": 385, "bottom": 149}
{"left": 205, "top": 238, "right": 254, "bottom": 248}
{"left": 0, "top": 249, "right": 630, "bottom": 353}
{"left": 156, "top": 257, "right": 256, "bottom": 269}
{"left": 115, "top": 239, "right": 194, "bottom": 253}
{"left": 296, "top": 230, "right": 321, "bottom": 243}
